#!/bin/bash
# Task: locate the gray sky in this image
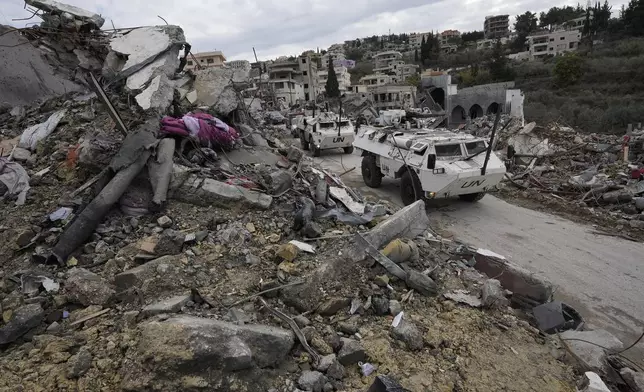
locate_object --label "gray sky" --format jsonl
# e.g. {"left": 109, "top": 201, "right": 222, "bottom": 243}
{"left": 0, "top": 0, "right": 625, "bottom": 61}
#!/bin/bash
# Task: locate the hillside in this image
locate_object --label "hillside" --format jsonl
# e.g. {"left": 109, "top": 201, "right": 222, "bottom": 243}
{"left": 515, "top": 37, "right": 644, "bottom": 134}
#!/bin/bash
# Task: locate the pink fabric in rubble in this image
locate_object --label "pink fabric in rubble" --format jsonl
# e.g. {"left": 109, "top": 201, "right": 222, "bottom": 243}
{"left": 160, "top": 113, "right": 239, "bottom": 149}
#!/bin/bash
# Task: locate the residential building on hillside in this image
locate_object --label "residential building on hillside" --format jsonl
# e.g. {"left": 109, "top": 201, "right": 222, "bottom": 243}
{"left": 359, "top": 74, "right": 397, "bottom": 86}
{"left": 476, "top": 37, "right": 510, "bottom": 50}
{"left": 186, "top": 51, "right": 226, "bottom": 70}
{"left": 439, "top": 30, "right": 460, "bottom": 45}
{"left": 349, "top": 84, "right": 368, "bottom": 94}
{"left": 226, "top": 60, "right": 250, "bottom": 71}
{"left": 268, "top": 59, "right": 304, "bottom": 105}
{"left": 484, "top": 15, "right": 509, "bottom": 39}
{"left": 373, "top": 50, "right": 403, "bottom": 72}
{"left": 410, "top": 32, "right": 431, "bottom": 48}
{"left": 297, "top": 54, "right": 320, "bottom": 101}
{"left": 369, "top": 85, "right": 416, "bottom": 110}
{"left": 527, "top": 30, "right": 581, "bottom": 59}
{"left": 334, "top": 59, "right": 356, "bottom": 69}
{"left": 318, "top": 65, "right": 351, "bottom": 93}
{"left": 391, "top": 63, "right": 419, "bottom": 81}
{"left": 321, "top": 51, "right": 345, "bottom": 67}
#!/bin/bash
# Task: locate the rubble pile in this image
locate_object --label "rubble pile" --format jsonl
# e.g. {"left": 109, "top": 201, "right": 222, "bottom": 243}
{"left": 463, "top": 115, "right": 644, "bottom": 236}
{"left": 1, "top": 3, "right": 642, "bottom": 391}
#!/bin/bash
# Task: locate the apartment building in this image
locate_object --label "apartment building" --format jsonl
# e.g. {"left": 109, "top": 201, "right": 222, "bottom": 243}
{"left": 359, "top": 74, "right": 398, "bottom": 86}
{"left": 297, "top": 54, "right": 320, "bottom": 101}
{"left": 185, "top": 51, "right": 226, "bottom": 70}
{"left": 484, "top": 15, "right": 509, "bottom": 39}
{"left": 527, "top": 30, "right": 581, "bottom": 59}
{"left": 439, "top": 30, "right": 460, "bottom": 45}
{"left": 318, "top": 65, "right": 351, "bottom": 93}
{"left": 226, "top": 60, "right": 250, "bottom": 71}
{"left": 409, "top": 32, "right": 431, "bottom": 48}
{"left": 268, "top": 59, "right": 305, "bottom": 105}
{"left": 370, "top": 85, "right": 416, "bottom": 110}
{"left": 391, "top": 63, "right": 419, "bottom": 81}
{"left": 373, "top": 50, "right": 404, "bottom": 72}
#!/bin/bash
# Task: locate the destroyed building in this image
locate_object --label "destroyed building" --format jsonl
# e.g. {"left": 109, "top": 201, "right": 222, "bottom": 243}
{"left": 0, "top": 2, "right": 642, "bottom": 392}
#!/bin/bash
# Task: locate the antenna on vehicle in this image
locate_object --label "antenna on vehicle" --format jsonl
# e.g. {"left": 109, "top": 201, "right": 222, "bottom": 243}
{"left": 481, "top": 110, "right": 501, "bottom": 176}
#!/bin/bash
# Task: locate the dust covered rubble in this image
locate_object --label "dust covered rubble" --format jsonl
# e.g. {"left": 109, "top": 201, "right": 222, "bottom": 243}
{"left": 0, "top": 2, "right": 620, "bottom": 391}
{"left": 463, "top": 115, "right": 644, "bottom": 236}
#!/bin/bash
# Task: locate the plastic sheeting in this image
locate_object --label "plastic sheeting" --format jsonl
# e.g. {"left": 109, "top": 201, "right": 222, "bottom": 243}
{"left": 0, "top": 157, "right": 30, "bottom": 205}
{"left": 18, "top": 110, "right": 67, "bottom": 151}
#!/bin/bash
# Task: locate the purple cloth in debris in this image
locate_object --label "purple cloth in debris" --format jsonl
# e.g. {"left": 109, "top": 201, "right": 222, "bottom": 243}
{"left": 160, "top": 113, "right": 239, "bottom": 149}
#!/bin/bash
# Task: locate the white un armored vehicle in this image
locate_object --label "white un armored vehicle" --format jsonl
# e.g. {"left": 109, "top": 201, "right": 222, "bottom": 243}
{"left": 352, "top": 125, "right": 506, "bottom": 206}
{"left": 299, "top": 111, "right": 355, "bottom": 156}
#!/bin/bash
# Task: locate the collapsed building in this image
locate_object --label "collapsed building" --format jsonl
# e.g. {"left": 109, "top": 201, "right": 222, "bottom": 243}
{"left": 0, "top": 3, "right": 642, "bottom": 392}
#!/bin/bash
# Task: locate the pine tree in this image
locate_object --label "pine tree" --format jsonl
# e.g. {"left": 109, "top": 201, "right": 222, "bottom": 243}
{"left": 414, "top": 49, "right": 419, "bottom": 62}
{"left": 420, "top": 36, "right": 427, "bottom": 62}
{"left": 325, "top": 59, "right": 340, "bottom": 98}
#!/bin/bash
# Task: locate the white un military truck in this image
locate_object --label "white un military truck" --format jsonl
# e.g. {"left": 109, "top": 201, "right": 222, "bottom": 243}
{"left": 299, "top": 111, "right": 355, "bottom": 157}
{"left": 352, "top": 127, "right": 506, "bottom": 205}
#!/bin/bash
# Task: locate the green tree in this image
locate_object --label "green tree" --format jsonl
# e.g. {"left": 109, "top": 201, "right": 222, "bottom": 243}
{"left": 325, "top": 60, "right": 340, "bottom": 98}
{"left": 539, "top": 5, "right": 584, "bottom": 27}
{"left": 513, "top": 11, "right": 538, "bottom": 51}
{"left": 553, "top": 53, "right": 584, "bottom": 86}
{"left": 623, "top": 0, "right": 644, "bottom": 36}
{"left": 489, "top": 40, "right": 515, "bottom": 81}
{"left": 414, "top": 48, "right": 419, "bottom": 62}
{"left": 461, "top": 31, "right": 484, "bottom": 42}
{"left": 405, "top": 74, "right": 420, "bottom": 87}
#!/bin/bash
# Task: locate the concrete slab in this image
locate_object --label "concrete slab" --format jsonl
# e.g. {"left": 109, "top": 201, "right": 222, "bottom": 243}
{"left": 25, "top": 0, "right": 105, "bottom": 28}
{"left": 135, "top": 74, "right": 174, "bottom": 111}
{"left": 108, "top": 26, "right": 185, "bottom": 80}
{"left": 172, "top": 175, "right": 272, "bottom": 209}
{"left": 126, "top": 50, "right": 180, "bottom": 91}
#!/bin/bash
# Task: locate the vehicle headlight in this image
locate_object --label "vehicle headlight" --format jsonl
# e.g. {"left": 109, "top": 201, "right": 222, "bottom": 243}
{"left": 433, "top": 168, "right": 445, "bottom": 174}
{"left": 426, "top": 192, "right": 436, "bottom": 198}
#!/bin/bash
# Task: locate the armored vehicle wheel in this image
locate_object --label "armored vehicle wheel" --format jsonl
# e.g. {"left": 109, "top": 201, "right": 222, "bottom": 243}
{"left": 344, "top": 146, "right": 354, "bottom": 154}
{"left": 459, "top": 192, "right": 486, "bottom": 202}
{"left": 310, "top": 140, "right": 321, "bottom": 157}
{"left": 361, "top": 155, "right": 382, "bottom": 188}
{"left": 400, "top": 169, "right": 423, "bottom": 206}
{"left": 300, "top": 131, "right": 309, "bottom": 150}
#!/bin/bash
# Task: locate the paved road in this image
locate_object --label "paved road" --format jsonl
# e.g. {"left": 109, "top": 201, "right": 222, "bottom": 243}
{"left": 315, "top": 149, "right": 644, "bottom": 356}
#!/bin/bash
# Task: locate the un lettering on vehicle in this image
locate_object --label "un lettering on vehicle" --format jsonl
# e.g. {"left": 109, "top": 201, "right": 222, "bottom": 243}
{"left": 461, "top": 179, "right": 485, "bottom": 188}
{"left": 333, "top": 137, "right": 345, "bottom": 143}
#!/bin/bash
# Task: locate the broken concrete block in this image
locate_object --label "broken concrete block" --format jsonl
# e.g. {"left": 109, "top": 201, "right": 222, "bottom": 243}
{"left": 391, "top": 320, "right": 423, "bottom": 351}
{"left": 277, "top": 243, "right": 298, "bottom": 262}
{"left": 142, "top": 295, "right": 191, "bottom": 317}
{"left": 185, "top": 90, "right": 198, "bottom": 104}
{"left": 298, "top": 370, "right": 326, "bottom": 392}
{"left": 126, "top": 50, "right": 180, "bottom": 91}
{"left": 317, "top": 297, "right": 350, "bottom": 316}
{"left": 350, "top": 200, "right": 429, "bottom": 261}
{"left": 0, "top": 304, "right": 44, "bottom": 345}
{"left": 579, "top": 372, "right": 611, "bottom": 392}
{"left": 11, "top": 147, "right": 32, "bottom": 162}
{"left": 137, "top": 316, "right": 294, "bottom": 370}
{"left": 157, "top": 215, "right": 173, "bottom": 228}
{"left": 107, "top": 26, "right": 185, "bottom": 79}
{"left": 620, "top": 368, "right": 644, "bottom": 392}
{"left": 193, "top": 67, "right": 247, "bottom": 115}
{"left": 74, "top": 49, "right": 102, "bottom": 71}
{"left": 481, "top": 279, "right": 508, "bottom": 309}
{"left": 326, "top": 359, "right": 345, "bottom": 380}
{"left": 25, "top": 0, "right": 105, "bottom": 28}
{"left": 66, "top": 346, "right": 92, "bottom": 378}
{"left": 405, "top": 269, "right": 438, "bottom": 296}
{"left": 135, "top": 74, "right": 175, "bottom": 112}
{"left": 315, "top": 354, "right": 337, "bottom": 372}
{"left": 262, "top": 169, "right": 292, "bottom": 195}
{"left": 64, "top": 268, "right": 115, "bottom": 306}
{"left": 473, "top": 249, "right": 552, "bottom": 307}
{"left": 114, "top": 255, "right": 195, "bottom": 298}
{"left": 337, "top": 338, "right": 365, "bottom": 365}
{"left": 172, "top": 175, "right": 272, "bottom": 209}
{"left": 560, "top": 329, "right": 623, "bottom": 374}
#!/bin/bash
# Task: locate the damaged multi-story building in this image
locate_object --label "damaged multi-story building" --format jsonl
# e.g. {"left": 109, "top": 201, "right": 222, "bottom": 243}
{"left": 484, "top": 14, "right": 510, "bottom": 39}
{"left": 185, "top": 51, "right": 226, "bottom": 71}
{"left": 267, "top": 54, "right": 320, "bottom": 105}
